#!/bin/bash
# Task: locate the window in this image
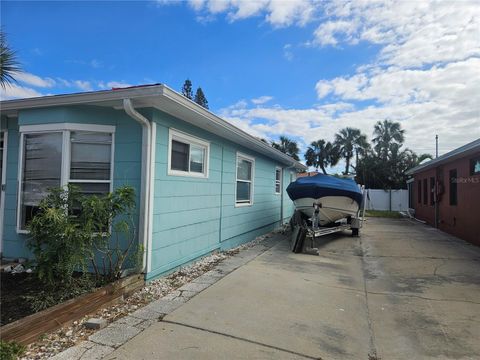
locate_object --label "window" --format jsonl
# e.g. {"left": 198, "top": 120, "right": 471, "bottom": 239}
{"left": 430, "top": 177, "right": 435, "bottom": 206}
{"left": 423, "top": 178, "right": 428, "bottom": 205}
{"left": 168, "top": 129, "right": 209, "bottom": 178}
{"left": 19, "top": 133, "right": 63, "bottom": 228}
{"left": 17, "top": 124, "right": 114, "bottom": 231}
{"left": 275, "top": 167, "right": 282, "bottom": 194}
{"left": 449, "top": 169, "right": 457, "bottom": 206}
{"left": 236, "top": 153, "right": 254, "bottom": 206}
{"left": 417, "top": 180, "right": 421, "bottom": 203}
{"left": 471, "top": 157, "right": 480, "bottom": 176}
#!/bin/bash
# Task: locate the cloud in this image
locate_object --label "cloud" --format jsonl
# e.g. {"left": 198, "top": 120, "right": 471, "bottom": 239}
{"left": 73, "top": 80, "right": 93, "bottom": 91}
{"left": 283, "top": 43, "right": 293, "bottom": 60}
{"left": 200, "top": 0, "right": 478, "bottom": 160}
{"left": 312, "top": 1, "right": 480, "bottom": 69}
{"left": 14, "top": 72, "right": 56, "bottom": 88}
{"left": 251, "top": 95, "right": 273, "bottom": 105}
{"left": 0, "top": 84, "right": 44, "bottom": 100}
{"left": 180, "top": 0, "right": 318, "bottom": 26}
{"left": 98, "top": 81, "right": 133, "bottom": 89}
{"left": 90, "top": 59, "right": 102, "bottom": 69}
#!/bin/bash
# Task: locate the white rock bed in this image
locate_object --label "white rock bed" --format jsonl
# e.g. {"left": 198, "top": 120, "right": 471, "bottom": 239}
{"left": 19, "top": 232, "right": 273, "bottom": 360}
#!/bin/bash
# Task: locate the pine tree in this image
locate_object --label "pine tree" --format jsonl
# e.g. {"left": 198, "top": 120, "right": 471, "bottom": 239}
{"left": 194, "top": 87, "right": 209, "bottom": 109}
{"left": 181, "top": 79, "right": 193, "bottom": 100}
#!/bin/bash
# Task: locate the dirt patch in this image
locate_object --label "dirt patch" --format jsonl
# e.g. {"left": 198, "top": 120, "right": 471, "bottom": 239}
{"left": 1, "top": 272, "right": 39, "bottom": 326}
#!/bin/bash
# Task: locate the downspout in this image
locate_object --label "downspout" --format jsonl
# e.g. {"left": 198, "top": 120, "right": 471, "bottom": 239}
{"left": 123, "top": 98, "right": 153, "bottom": 275}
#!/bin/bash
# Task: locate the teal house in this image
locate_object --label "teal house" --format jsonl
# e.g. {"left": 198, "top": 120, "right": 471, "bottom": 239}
{"left": 0, "top": 84, "right": 306, "bottom": 280}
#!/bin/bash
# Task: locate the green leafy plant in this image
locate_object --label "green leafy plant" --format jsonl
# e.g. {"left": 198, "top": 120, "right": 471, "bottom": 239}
{"left": 27, "top": 185, "right": 141, "bottom": 288}
{"left": 79, "top": 186, "right": 139, "bottom": 282}
{"left": 0, "top": 340, "right": 26, "bottom": 360}
{"left": 27, "top": 185, "right": 90, "bottom": 286}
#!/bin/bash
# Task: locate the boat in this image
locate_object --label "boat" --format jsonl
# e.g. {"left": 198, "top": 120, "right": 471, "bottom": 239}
{"left": 286, "top": 174, "right": 363, "bottom": 226}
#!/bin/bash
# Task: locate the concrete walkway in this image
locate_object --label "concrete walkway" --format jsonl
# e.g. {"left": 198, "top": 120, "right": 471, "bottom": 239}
{"left": 99, "top": 218, "right": 480, "bottom": 359}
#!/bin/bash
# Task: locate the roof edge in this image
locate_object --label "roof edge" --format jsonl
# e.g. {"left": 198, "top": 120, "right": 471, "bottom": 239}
{"left": 0, "top": 85, "right": 307, "bottom": 171}
{"left": 406, "top": 138, "right": 480, "bottom": 175}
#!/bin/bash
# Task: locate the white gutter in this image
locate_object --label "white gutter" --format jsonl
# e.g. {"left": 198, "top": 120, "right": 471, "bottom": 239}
{"left": 123, "top": 98, "right": 154, "bottom": 274}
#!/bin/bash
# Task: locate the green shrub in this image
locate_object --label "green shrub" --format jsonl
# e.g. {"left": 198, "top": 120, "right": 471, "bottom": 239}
{"left": 0, "top": 341, "right": 25, "bottom": 360}
{"left": 27, "top": 185, "right": 141, "bottom": 287}
{"left": 27, "top": 185, "right": 89, "bottom": 286}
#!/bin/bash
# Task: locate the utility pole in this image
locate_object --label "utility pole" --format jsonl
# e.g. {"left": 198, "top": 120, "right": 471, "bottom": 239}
{"left": 435, "top": 135, "right": 438, "bottom": 158}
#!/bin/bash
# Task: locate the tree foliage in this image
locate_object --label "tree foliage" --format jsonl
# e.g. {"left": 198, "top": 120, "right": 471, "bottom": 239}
{"left": 194, "top": 87, "right": 209, "bottom": 109}
{"left": 271, "top": 136, "right": 300, "bottom": 161}
{"left": 181, "top": 79, "right": 193, "bottom": 100}
{"left": 0, "top": 30, "right": 21, "bottom": 89}
{"left": 355, "top": 120, "right": 431, "bottom": 189}
{"left": 334, "top": 127, "right": 368, "bottom": 175}
{"left": 304, "top": 140, "right": 339, "bottom": 174}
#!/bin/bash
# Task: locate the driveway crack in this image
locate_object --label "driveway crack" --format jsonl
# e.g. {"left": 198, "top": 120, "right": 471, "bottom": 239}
{"left": 161, "top": 320, "right": 322, "bottom": 359}
{"left": 359, "top": 237, "right": 379, "bottom": 360}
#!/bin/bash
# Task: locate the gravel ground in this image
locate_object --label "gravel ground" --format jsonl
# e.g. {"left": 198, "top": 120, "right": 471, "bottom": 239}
{"left": 19, "top": 232, "right": 274, "bottom": 360}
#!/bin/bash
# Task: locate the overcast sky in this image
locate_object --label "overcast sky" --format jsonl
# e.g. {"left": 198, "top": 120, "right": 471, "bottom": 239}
{"left": 1, "top": 0, "right": 479, "bottom": 170}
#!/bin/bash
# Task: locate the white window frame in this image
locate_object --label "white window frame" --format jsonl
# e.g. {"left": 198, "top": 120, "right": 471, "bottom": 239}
{"left": 235, "top": 152, "right": 255, "bottom": 207}
{"left": 275, "top": 167, "right": 282, "bottom": 194}
{"left": 16, "top": 123, "right": 115, "bottom": 233}
{"left": 167, "top": 128, "right": 210, "bottom": 178}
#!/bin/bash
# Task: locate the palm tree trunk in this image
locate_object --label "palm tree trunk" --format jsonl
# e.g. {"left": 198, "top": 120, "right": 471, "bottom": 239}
{"left": 320, "top": 165, "right": 327, "bottom": 175}
{"left": 345, "top": 157, "right": 350, "bottom": 175}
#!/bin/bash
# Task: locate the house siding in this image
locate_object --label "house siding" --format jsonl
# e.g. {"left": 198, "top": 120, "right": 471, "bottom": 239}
{"left": 1, "top": 104, "right": 299, "bottom": 280}
{"left": 412, "top": 153, "right": 480, "bottom": 245}
{"left": 147, "top": 109, "right": 294, "bottom": 280}
{"left": 0, "top": 106, "right": 143, "bottom": 259}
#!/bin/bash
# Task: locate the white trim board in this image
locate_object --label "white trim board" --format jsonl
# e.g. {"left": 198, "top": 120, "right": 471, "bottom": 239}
{"left": 19, "top": 123, "right": 116, "bottom": 134}
{"left": 167, "top": 128, "right": 210, "bottom": 179}
{"left": 0, "top": 131, "right": 8, "bottom": 252}
{"left": 235, "top": 152, "right": 255, "bottom": 207}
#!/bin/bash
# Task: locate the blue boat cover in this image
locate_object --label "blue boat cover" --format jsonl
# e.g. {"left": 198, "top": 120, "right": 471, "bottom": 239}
{"left": 286, "top": 174, "right": 363, "bottom": 205}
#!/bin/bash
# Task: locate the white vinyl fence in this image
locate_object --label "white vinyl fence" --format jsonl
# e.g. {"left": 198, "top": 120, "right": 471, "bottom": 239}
{"left": 365, "top": 189, "right": 409, "bottom": 212}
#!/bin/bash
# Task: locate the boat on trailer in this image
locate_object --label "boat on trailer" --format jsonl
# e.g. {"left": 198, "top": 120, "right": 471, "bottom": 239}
{"left": 286, "top": 173, "right": 366, "bottom": 254}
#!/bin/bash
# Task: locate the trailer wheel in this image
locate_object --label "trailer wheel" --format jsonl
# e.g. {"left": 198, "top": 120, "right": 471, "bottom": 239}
{"left": 352, "top": 228, "right": 359, "bottom": 237}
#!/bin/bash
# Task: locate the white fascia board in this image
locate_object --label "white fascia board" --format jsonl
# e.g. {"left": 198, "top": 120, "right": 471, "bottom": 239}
{"left": 0, "top": 86, "right": 163, "bottom": 111}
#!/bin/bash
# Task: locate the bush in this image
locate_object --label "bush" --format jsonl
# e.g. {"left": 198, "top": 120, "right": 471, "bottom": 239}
{"left": 27, "top": 185, "right": 140, "bottom": 287}
{"left": 0, "top": 341, "right": 25, "bottom": 360}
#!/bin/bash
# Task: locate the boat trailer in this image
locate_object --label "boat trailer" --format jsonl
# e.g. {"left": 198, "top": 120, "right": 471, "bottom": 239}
{"left": 289, "top": 187, "right": 367, "bottom": 255}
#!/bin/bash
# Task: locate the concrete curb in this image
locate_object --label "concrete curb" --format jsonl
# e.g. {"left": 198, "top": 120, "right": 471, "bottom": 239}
{"left": 49, "top": 233, "right": 283, "bottom": 360}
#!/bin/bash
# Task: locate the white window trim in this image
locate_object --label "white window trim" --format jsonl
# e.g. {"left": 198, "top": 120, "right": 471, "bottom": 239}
{"left": 167, "top": 128, "right": 210, "bottom": 178}
{"left": 235, "top": 152, "right": 255, "bottom": 207}
{"left": 16, "top": 123, "right": 115, "bottom": 233}
{"left": 275, "top": 167, "right": 282, "bottom": 194}
{"left": 19, "top": 123, "right": 115, "bottom": 134}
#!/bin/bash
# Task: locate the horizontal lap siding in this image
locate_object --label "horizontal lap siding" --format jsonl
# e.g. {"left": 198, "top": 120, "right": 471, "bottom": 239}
{"left": 0, "top": 106, "right": 143, "bottom": 259}
{"left": 148, "top": 110, "right": 286, "bottom": 280}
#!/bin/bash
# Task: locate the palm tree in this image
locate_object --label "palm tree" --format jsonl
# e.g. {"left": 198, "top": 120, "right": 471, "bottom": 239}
{"left": 271, "top": 136, "right": 300, "bottom": 161}
{"left": 352, "top": 133, "right": 370, "bottom": 171}
{"left": 1, "top": 31, "right": 21, "bottom": 89}
{"left": 304, "top": 140, "right": 339, "bottom": 174}
{"left": 334, "top": 127, "right": 366, "bottom": 175}
{"left": 372, "top": 119, "right": 405, "bottom": 159}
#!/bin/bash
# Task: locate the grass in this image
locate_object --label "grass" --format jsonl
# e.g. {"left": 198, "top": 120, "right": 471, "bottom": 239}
{"left": 365, "top": 210, "right": 403, "bottom": 218}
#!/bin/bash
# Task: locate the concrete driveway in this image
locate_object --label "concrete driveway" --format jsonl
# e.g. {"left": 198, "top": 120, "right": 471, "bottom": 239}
{"left": 107, "top": 218, "right": 480, "bottom": 359}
